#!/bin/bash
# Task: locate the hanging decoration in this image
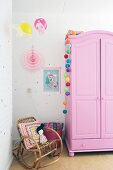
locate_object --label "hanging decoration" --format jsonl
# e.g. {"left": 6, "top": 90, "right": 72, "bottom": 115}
{"left": 66, "top": 68, "right": 71, "bottom": 72}
{"left": 65, "top": 30, "right": 83, "bottom": 39}
{"left": 63, "top": 31, "right": 72, "bottom": 114}
{"left": 63, "top": 109, "right": 67, "bottom": 114}
{"left": 23, "top": 46, "right": 44, "bottom": 70}
{"left": 64, "top": 54, "right": 68, "bottom": 59}
{"left": 63, "top": 100, "right": 67, "bottom": 106}
{"left": 34, "top": 18, "right": 47, "bottom": 33}
{"left": 16, "top": 18, "right": 48, "bottom": 37}
{"left": 65, "top": 76, "right": 70, "bottom": 82}
{"left": 19, "top": 22, "right": 32, "bottom": 36}
{"left": 63, "top": 30, "right": 83, "bottom": 114}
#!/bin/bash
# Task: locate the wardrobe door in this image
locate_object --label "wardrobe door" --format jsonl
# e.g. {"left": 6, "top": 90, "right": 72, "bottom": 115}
{"left": 71, "top": 37, "right": 101, "bottom": 139}
{"left": 101, "top": 36, "right": 113, "bottom": 138}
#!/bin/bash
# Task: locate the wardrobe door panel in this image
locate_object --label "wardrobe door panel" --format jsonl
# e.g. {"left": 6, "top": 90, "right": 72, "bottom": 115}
{"left": 71, "top": 37, "right": 101, "bottom": 139}
{"left": 72, "top": 100, "right": 100, "bottom": 139}
{"left": 102, "top": 101, "right": 113, "bottom": 138}
{"left": 101, "top": 37, "right": 113, "bottom": 138}
{"left": 74, "top": 40, "right": 99, "bottom": 96}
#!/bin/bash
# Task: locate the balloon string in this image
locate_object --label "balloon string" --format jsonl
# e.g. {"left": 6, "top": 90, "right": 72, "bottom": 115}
{"left": 31, "top": 27, "right": 33, "bottom": 50}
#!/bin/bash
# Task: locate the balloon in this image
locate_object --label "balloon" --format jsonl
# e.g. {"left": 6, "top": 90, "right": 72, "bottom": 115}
{"left": 66, "top": 68, "right": 71, "bottom": 72}
{"left": 66, "top": 49, "right": 71, "bottom": 54}
{"left": 65, "top": 91, "right": 70, "bottom": 96}
{"left": 66, "top": 82, "right": 70, "bottom": 86}
{"left": 65, "top": 63, "right": 70, "bottom": 68}
{"left": 19, "top": 22, "right": 32, "bottom": 35}
{"left": 64, "top": 87, "right": 69, "bottom": 91}
{"left": 66, "top": 58, "right": 71, "bottom": 63}
{"left": 34, "top": 18, "right": 47, "bottom": 32}
{"left": 63, "top": 109, "right": 67, "bottom": 114}
{"left": 65, "top": 77, "right": 70, "bottom": 82}
{"left": 64, "top": 73, "right": 68, "bottom": 78}
{"left": 63, "top": 100, "right": 67, "bottom": 105}
{"left": 66, "top": 44, "right": 71, "bottom": 48}
{"left": 64, "top": 54, "right": 68, "bottom": 59}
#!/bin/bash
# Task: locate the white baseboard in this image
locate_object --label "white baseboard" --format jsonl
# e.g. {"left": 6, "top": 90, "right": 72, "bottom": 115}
{"left": 6, "top": 156, "right": 13, "bottom": 170}
{"left": 12, "top": 138, "right": 19, "bottom": 148}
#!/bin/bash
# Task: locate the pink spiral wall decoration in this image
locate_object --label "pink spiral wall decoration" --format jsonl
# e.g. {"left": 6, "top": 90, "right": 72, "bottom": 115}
{"left": 23, "top": 47, "right": 44, "bottom": 70}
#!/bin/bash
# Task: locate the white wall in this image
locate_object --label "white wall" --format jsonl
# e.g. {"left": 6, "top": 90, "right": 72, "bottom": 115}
{"left": 12, "top": 0, "right": 113, "bottom": 139}
{"left": 0, "top": 0, "right": 12, "bottom": 170}
{"left": 12, "top": 14, "right": 66, "bottom": 140}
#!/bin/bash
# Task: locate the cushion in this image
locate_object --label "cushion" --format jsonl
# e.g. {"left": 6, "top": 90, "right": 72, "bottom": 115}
{"left": 43, "top": 122, "right": 64, "bottom": 131}
{"left": 43, "top": 122, "right": 64, "bottom": 140}
{"left": 18, "top": 120, "right": 40, "bottom": 149}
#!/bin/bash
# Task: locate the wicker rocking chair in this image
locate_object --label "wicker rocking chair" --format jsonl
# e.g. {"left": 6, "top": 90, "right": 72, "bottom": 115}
{"left": 13, "top": 117, "right": 63, "bottom": 169}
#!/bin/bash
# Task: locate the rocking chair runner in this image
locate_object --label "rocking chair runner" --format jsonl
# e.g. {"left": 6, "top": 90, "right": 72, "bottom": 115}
{"left": 13, "top": 117, "right": 63, "bottom": 169}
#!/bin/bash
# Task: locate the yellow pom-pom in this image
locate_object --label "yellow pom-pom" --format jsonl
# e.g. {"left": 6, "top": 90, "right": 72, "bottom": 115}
{"left": 72, "top": 31, "right": 76, "bottom": 35}
{"left": 65, "top": 77, "right": 70, "bottom": 82}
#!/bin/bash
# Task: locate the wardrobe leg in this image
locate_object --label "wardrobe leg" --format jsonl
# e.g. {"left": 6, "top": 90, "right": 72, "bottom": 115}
{"left": 69, "top": 151, "right": 74, "bottom": 157}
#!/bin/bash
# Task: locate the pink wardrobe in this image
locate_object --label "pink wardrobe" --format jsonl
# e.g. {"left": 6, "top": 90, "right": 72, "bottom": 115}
{"left": 65, "top": 31, "right": 113, "bottom": 156}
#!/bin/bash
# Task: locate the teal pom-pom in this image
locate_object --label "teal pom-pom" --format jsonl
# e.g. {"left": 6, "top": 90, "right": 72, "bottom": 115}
{"left": 66, "top": 44, "right": 71, "bottom": 48}
{"left": 63, "top": 109, "right": 67, "bottom": 114}
{"left": 65, "top": 63, "right": 70, "bottom": 68}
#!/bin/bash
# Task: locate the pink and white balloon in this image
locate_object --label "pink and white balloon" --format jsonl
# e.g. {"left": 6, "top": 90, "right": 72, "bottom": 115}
{"left": 23, "top": 47, "right": 44, "bottom": 70}
{"left": 34, "top": 18, "right": 47, "bottom": 33}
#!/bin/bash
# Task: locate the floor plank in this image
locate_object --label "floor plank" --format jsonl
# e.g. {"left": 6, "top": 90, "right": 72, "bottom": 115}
{"left": 10, "top": 144, "right": 113, "bottom": 170}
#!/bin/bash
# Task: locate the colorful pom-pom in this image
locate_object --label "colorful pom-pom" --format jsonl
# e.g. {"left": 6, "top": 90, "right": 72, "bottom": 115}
{"left": 64, "top": 54, "right": 68, "bottom": 59}
{"left": 65, "top": 91, "right": 70, "bottom": 96}
{"left": 66, "top": 44, "right": 71, "bottom": 48}
{"left": 66, "top": 49, "right": 71, "bottom": 54}
{"left": 63, "top": 109, "right": 67, "bottom": 114}
{"left": 64, "top": 72, "right": 68, "bottom": 78}
{"left": 66, "top": 58, "right": 71, "bottom": 63}
{"left": 65, "top": 34, "right": 69, "bottom": 39}
{"left": 64, "top": 86, "right": 69, "bottom": 91}
{"left": 65, "top": 63, "right": 70, "bottom": 68}
{"left": 66, "top": 68, "right": 71, "bottom": 72}
{"left": 63, "top": 100, "right": 67, "bottom": 105}
{"left": 66, "top": 82, "right": 70, "bottom": 86}
{"left": 72, "top": 31, "right": 76, "bottom": 35}
{"left": 65, "top": 39, "right": 71, "bottom": 44}
{"left": 65, "top": 77, "right": 70, "bottom": 82}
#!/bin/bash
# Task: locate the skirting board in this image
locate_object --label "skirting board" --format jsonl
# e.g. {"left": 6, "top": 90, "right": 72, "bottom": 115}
{"left": 6, "top": 156, "right": 13, "bottom": 170}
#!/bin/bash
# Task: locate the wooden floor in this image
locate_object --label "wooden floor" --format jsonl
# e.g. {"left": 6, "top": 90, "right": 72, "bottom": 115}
{"left": 10, "top": 144, "right": 113, "bottom": 170}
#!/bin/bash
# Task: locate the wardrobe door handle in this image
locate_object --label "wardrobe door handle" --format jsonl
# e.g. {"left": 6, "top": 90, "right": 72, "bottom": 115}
{"left": 97, "top": 97, "right": 99, "bottom": 100}
{"left": 101, "top": 97, "right": 104, "bottom": 100}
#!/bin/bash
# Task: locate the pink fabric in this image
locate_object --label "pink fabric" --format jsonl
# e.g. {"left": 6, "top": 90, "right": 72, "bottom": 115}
{"left": 44, "top": 130, "right": 63, "bottom": 141}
